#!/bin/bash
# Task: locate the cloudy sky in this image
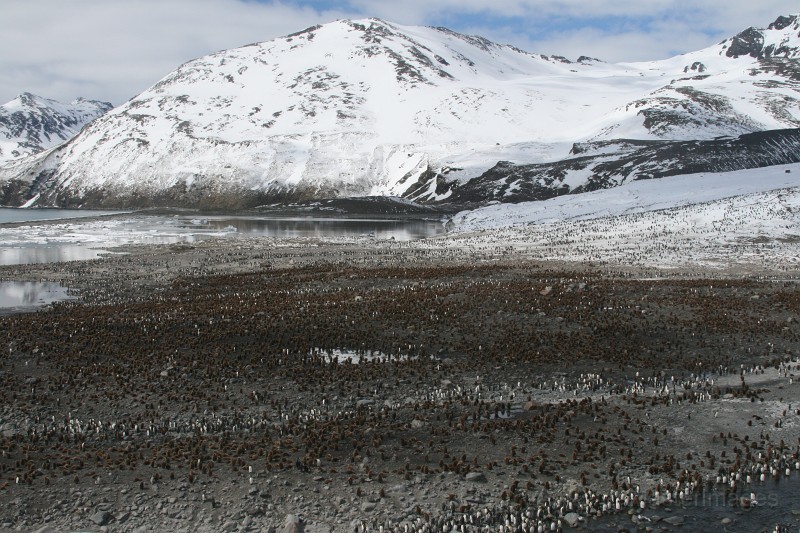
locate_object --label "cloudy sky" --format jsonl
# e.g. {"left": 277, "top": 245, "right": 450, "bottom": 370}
{"left": 0, "top": 0, "right": 793, "bottom": 105}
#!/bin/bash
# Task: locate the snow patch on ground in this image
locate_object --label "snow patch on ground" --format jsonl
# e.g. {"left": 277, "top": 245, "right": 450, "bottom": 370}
{"left": 452, "top": 165, "right": 800, "bottom": 230}
{"left": 435, "top": 165, "right": 800, "bottom": 272}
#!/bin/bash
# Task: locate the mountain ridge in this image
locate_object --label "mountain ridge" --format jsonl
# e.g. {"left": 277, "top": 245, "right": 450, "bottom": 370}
{"left": 445, "top": 128, "right": 800, "bottom": 204}
{"left": 0, "top": 93, "right": 112, "bottom": 165}
{"left": 1, "top": 15, "right": 799, "bottom": 209}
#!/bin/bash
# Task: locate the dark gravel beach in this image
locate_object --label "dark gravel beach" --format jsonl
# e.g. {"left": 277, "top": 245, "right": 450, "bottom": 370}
{"left": 0, "top": 235, "right": 798, "bottom": 532}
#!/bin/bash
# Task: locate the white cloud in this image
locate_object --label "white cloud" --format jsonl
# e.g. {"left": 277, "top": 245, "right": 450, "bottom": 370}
{"left": 0, "top": 0, "right": 354, "bottom": 104}
{"left": 348, "top": 0, "right": 792, "bottom": 27}
{"left": 0, "top": 0, "right": 794, "bottom": 105}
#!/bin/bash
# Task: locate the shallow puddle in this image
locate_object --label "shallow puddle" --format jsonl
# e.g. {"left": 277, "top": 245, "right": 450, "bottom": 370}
{"left": 0, "top": 245, "right": 110, "bottom": 265}
{"left": 0, "top": 281, "right": 76, "bottom": 314}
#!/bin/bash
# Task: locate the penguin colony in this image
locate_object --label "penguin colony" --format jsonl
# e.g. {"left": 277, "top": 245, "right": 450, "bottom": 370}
{"left": 0, "top": 240, "right": 798, "bottom": 532}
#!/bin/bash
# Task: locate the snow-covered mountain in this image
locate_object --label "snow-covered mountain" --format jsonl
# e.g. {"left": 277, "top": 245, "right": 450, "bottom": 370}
{"left": 1, "top": 16, "right": 799, "bottom": 209}
{"left": 0, "top": 93, "right": 111, "bottom": 165}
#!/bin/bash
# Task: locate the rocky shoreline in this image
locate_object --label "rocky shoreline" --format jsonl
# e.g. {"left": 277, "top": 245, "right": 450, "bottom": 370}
{"left": 0, "top": 235, "right": 798, "bottom": 532}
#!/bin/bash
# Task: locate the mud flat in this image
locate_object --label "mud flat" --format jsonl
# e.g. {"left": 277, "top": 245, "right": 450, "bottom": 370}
{"left": 0, "top": 231, "right": 799, "bottom": 532}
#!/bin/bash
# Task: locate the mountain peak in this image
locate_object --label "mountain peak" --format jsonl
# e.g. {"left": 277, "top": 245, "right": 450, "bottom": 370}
{"left": 0, "top": 93, "right": 111, "bottom": 164}
{"left": 13, "top": 92, "right": 46, "bottom": 107}
{"left": 768, "top": 14, "right": 799, "bottom": 31}
{"left": 724, "top": 13, "right": 800, "bottom": 59}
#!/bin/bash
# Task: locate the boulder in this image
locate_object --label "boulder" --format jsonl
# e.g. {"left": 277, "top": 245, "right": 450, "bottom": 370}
{"left": 663, "top": 515, "right": 684, "bottom": 526}
{"left": 90, "top": 510, "right": 112, "bottom": 526}
{"left": 284, "top": 514, "right": 305, "bottom": 533}
{"left": 465, "top": 472, "right": 487, "bottom": 482}
{"left": 563, "top": 512, "right": 580, "bottom": 527}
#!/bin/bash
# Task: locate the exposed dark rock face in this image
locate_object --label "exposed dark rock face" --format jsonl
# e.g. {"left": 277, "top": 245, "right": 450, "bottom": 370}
{"left": 726, "top": 27, "right": 766, "bottom": 58}
{"left": 726, "top": 16, "right": 800, "bottom": 60}
{"left": 683, "top": 61, "right": 706, "bottom": 73}
{"left": 768, "top": 15, "right": 798, "bottom": 31}
{"left": 445, "top": 129, "right": 800, "bottom": 204}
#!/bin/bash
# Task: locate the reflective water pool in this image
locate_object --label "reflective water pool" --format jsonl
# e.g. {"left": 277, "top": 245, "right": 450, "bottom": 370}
{"left": 0, "top": 214, "right": 445, "bottom": 266}
{"left": 0, "top": 207, "right": 122, "bottom": 224}
{"left": 0, "top": 281, "right": 75, "bottom": 315}
{"left": 0, "top": 245, "right": 111, "bottom": 265}
{"left": 173, "top": 215, "right": 444, "bottom": 241}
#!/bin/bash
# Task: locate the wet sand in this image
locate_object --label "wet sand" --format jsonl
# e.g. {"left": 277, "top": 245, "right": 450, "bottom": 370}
{"left": 0, "top": 233, "right": 799, "bottom": 532}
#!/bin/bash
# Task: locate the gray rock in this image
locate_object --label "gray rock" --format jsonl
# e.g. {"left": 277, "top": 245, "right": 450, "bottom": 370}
{"left": 221, "top": 520, "right": 238, "bottom": 532}
{"left": 91, "top": 510, "right": 112, "bottom": 526}
{"left": 465, "top": 472, "right": 487, "bottom": 482}
{"left": 721, "top": 517, "right": 733, "bottom": 525}
{"left": 283, "top": 514, "right": 304, "bottom": 533}
{"left": 663, "top": 515, "right": 684, "bottom": 526}
{"left": 361, "top": 502, "right": 377, "bottom": 512}
{"left": 563, "top": 512, "right": 580, "bottom": 527}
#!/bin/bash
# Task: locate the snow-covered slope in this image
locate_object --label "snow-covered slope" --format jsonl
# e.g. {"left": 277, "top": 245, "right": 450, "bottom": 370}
{"left": 447, "top": 129, "right": 800, "bottom": 203}
{"left": 450, "top": 164, "right": 800, "bottom": 231}
{"left": 0, "top": 93, "right": 111, "bottom": 164}
{"left": 439, "top": 164, "right": 800, "bottom": 272}
{"left": 1, "top": 16, "right": 799, "bottom": 208}
{"left": 600, "top": 15, "right": 800, "bottom": 141}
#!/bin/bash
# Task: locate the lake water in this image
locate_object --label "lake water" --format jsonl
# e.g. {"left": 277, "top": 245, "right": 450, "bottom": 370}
{"left": 0, "top": 244, "right": 113, "bottom": 265}
{"left": 0, "top": 210, "right": 445, "bottom": 266}
{"left": 0, "top": 209, "right": 444, "bottom": 311}
{"left": 0, "top": 207, "right": 123, "bottom": 224}
{"left": 174, "top": 215, "right": 443, "bottom": 241}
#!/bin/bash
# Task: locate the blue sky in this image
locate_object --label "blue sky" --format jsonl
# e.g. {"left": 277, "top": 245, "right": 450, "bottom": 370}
{"left": 0, "top": 0, "right": 794, "bottom": 105}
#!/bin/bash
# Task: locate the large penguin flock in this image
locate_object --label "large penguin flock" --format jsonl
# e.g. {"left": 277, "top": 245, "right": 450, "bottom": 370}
{"left": 0, "top": 236, "right": 798, "bottom": 532}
